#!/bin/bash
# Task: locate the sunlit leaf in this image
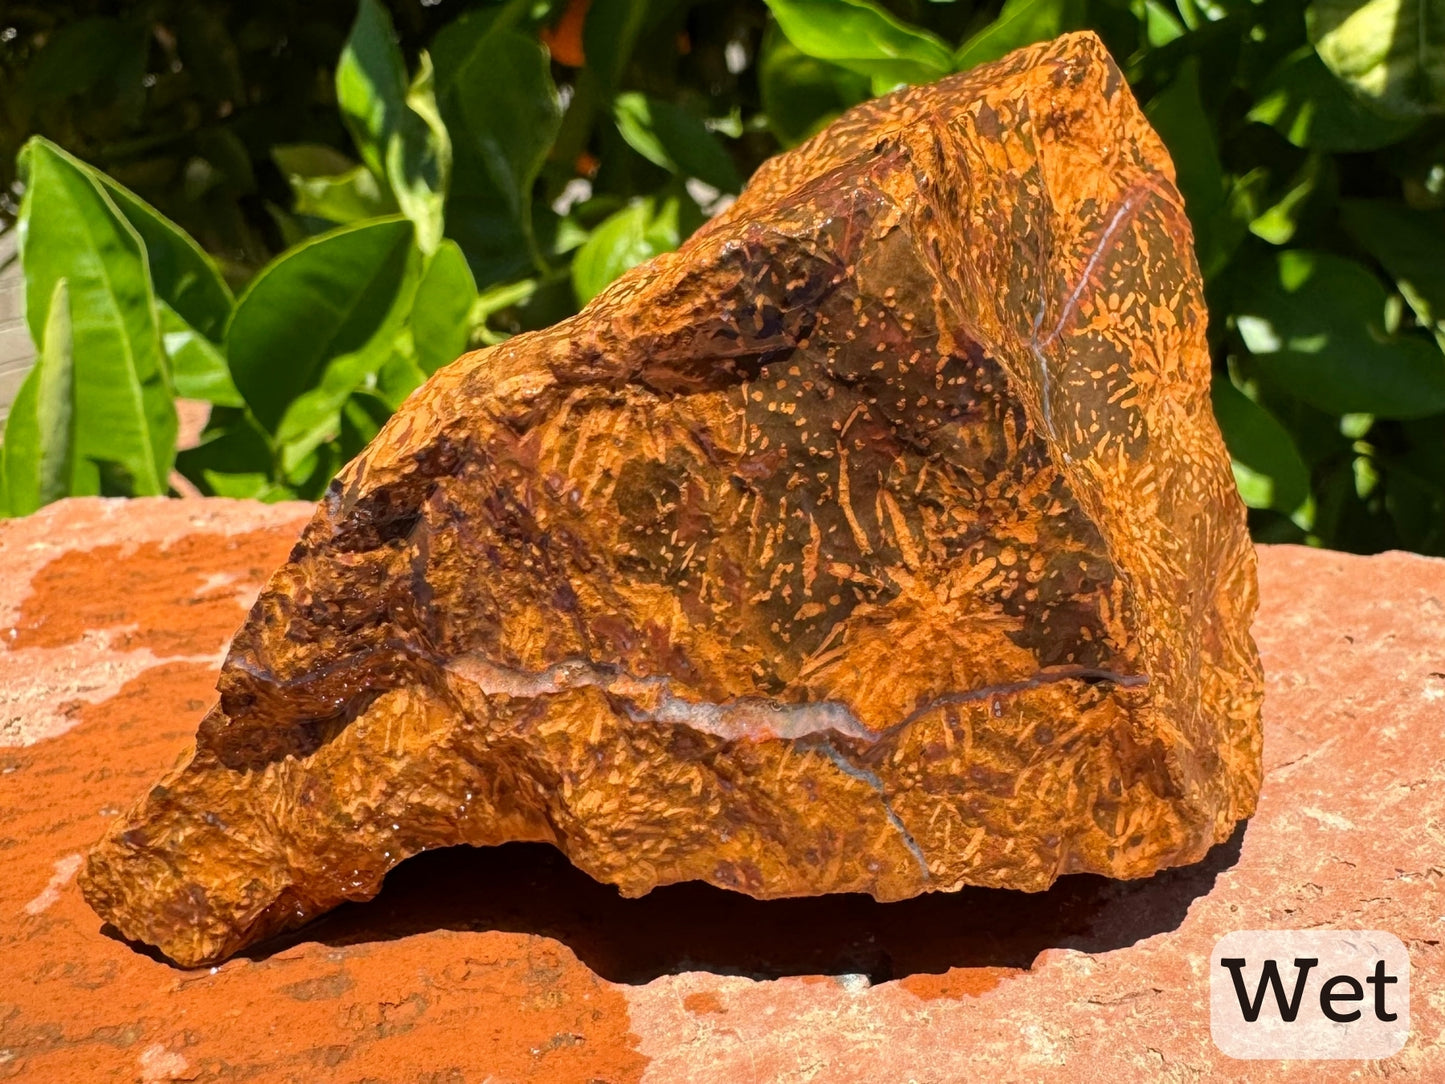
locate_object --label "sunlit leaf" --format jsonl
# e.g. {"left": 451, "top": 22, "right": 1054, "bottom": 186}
{"left": 412, "top": 240, "right": 478, "bottom": 374}
{"left": 435, "top": 17, "right": 562, "bottom": 285}
{"left": 572, "top": 196, "right": 689, "bottom": 305}
{"left": 1340, "top": 198, "right": 1445, "bottom": 350}
{"left": 1, "top": 280, "right": 76, "bottom": 516}
{"left": 955, "top": 0, "right": 1084, "bottom": 73}
{"left": 336, "top": 0, "right": 408, "bottom": 181}
{"left": 1211, "top": 374, "right": 1311, "bottom": 513}
{"left": 1249, "top": 154, "right": 1334, "bottom": 245}
{"left": 764, "top": 0, "right": 952, "bottom": 94}
{"left": 758, "top": 25, "right": 870, "bottom": 146}
{"left": 160, "top": 303, "right": 243, "bottom": 407}
{"left": 614, "top": 93, "right": 742, "bottom": 193}
{"left": 226, "top": 217, "right": 420, "bottom": 432}
{"left": 273, "top": 144, "right": 397, "bottom": 225}
{"left": 337, "top": 0, "right": 451, "bottom": 252}
{"left": 1249, "top": 46, "right": 1419, "bottom": 151}
{"left": 1237, "top": 250, "right": 1445, "bottom": 418}
{"left": 12, "top": 138, "right": 175, "bottom": 500}
{"left": 97, "top": 177, "right": 234, "bottom": 342}
{"left": 387, "top": 51, "right": 451, "bottom": 254}
{"left": 1309, "top": 0, "right": 1445, "bottom": 118}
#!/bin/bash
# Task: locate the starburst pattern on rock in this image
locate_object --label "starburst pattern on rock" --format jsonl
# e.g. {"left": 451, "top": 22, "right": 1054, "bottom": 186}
{"left": 82, "top": 32, "right": 1263, "bottom": 968}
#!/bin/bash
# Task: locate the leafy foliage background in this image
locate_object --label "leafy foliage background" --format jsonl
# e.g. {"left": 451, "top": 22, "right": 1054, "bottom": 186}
{"left": 1, "top": 0, "right": 1442, "bottom": 554}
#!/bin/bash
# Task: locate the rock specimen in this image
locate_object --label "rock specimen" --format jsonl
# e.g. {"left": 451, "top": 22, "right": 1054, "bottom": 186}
{"left": 81, "top": 31, "right": 1264, "bottom": 968}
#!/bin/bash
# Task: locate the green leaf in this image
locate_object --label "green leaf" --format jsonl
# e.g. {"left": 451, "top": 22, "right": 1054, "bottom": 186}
{"left": 226, "top": 217, "right": 420, "bottom": 432}
{"left": 582, "top": 0, "right": 652, "bottom": 92}
{"left": 613, "top": 93, "right": 742, "bottom": 193}
{"left": 376, "top": 348, "right": 429, "bottom": 409}
{"left": 337, "top": 0, "right": 450, "bottom": 252}
{"left": 1309, "top": 0, "right": 1445, "bottom": 118}
{"left": 97, "top": 177, "right": 234, "bottom": 342}
{"left": 1147, "top": 59, "right": 1223, "bottom": 218}
{"left": 14, "top": 138, "right": 175, "bottom": 498}
{"left": 1133, "top": 0, "right": 1187, "bottom": 47}
{"left": 572, "top": 197, "right": 685, "bottom": 305}
{"left": 273, "top": 144, "right": 397, "bottom": 225}
{"left": 175, "top": 408, "right": 277, "bottom": 499}
{"left": 1340, "top": 198, "right": 1445, "bottom": 349}
{"left": 1211, "top": 374, "right": 1311, "bottom": 513}
{"left": 764, "top": 0, "right": 953, "bottom": 94}
{"left": 1250, "top": 154, "right": 1334, "bottom": 245}
{"left": 1, "top": 279, "right": 76, "bottom": 517}
{"left": 413, "top": 239, "right": 477, "bottom": 374}
{"left": 336, "top": 0, "right": 408, "bottom": 182}
{"left": 955, "top": 0, "right": 1084, "bottom": 73}
{"left": 758, "top": 25, "right": 870, "bottom": 146}
{"left": 340, "top": 390, "right": 397, "bottom": 459}
{"left": 436, "top": 21, "right": 562, "bottom": 285}
{"left": 274, "top": 347, "right": 390, "bottom": 474}
{"left": 1237, "top": 250, "right": 1445, "bottom": 418}
{"left": 32, "top": 280, "right": 76, "bottom": 506}
{"left": 12, "top": 139, "right": 232, "bottom": 344}
{"left": 388, "top": 51, "right": 452, "bottom": 254}
{"left": 160, "top": 303, "right": 243, "bottom": 407}
{"left": 29, "top": 148, "right": 237, "bottom": 456}
{"left": 1248, "top": 46, "right": 1419, "bottom": 151}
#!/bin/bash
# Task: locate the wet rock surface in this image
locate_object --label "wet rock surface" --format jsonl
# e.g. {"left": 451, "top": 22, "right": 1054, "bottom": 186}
{"left": 82, "top": 32, "right": 1262, "bottom": 969}
{"left": 0, "top": 498, "right": 1441, "bottom": 1081}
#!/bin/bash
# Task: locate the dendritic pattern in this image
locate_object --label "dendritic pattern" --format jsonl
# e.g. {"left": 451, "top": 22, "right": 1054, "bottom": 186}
{"left": 82, "top": 32, "right": 1263, "bottom": 968}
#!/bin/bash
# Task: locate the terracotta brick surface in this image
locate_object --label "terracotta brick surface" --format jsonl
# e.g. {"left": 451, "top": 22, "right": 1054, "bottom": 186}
{"left": 1, "top": 497, "right": 1442, "bottom": 1082}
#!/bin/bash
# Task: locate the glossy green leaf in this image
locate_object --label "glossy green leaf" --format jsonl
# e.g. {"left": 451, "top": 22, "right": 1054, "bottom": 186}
{"left": 273, "top": 144, "right": 397, "bottom": 225}
{"left": 613, "top": 93, "right": 742, "bottom": 193}
{"left": 1, "top": 280, "right": 76, "bottom": 517}
{"left": 758, "top": 26, "right": 870, "bottom": 146}
{"left": 160, "top": 303, "right": 243, "bottom": 407}
{"left": 572, "top": 197, "right": 685, "bottom": 305}
{"left": 413, "top": 240, "right": 477, "bottom": 374}
{"left": 1133, "top": 0, "right": 1187, "bottom": 46}
{"left": 15, "top": 141, "right": 233, "bottom": 345}
{"left": 955, "top": 0, "right": 1084, "bottom": 73}
{"left": 1237, "top": 250, "right": 1445, "bottom": 418}
{"left": 1211, "top": 374, "right": 1311, "bottom": 513}
{"left": 226, "top": 217, "right": 420, "bottom": 431}
{"left": 1250, "top": 154, "right": 1333, "bottom": 245}
{"left": 336, "top": 0, "right": 408, "bottom": 181}
{"left": 97, "top": 178, "right": 234, "bottom": 342}
{"left": 387, "top": 51, "right": 452, "bottom": 254}
{"left": 1249, "top": 46, "right": 1419, "bottom": 151}
{"left": 1340, "top": 198, "right": 1445, "bottom": 349}
{"left": 1309, "top": 0, "right": 1445, "bottom": 118}
{"left": 376, "top": 348, "right": 429, "bottom": 409}
{"left": 274, "top": 347, "right": 390, "bottom": 474}
{"left": 14, "top": 138, "right": 175, "bottom": 498}
{"left": 337, "top": 0, "right": 450, "bottom": 252}
{"left": 340, "top": 390, "right": 397, "bottom": 460}
{"left": 175, "top": 408, "right": 278, "bottom": 499}
{"left": 764, "top": 0, "right": 952, "bottom": 94}
{"left": 436, "top": 21, "right": 562, "bottom": 285}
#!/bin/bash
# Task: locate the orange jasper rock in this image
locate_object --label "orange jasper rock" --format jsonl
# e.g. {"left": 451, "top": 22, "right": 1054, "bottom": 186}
{"left": 82, "top": 31, "right": 1263, "bottom": 968}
